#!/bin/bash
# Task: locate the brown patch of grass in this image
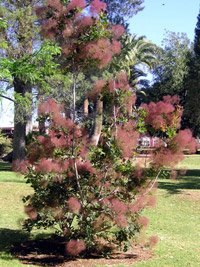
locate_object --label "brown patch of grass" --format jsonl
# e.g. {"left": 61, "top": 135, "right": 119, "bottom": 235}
{"left": 177, "top": 190, "right": 200, "bottom": 201}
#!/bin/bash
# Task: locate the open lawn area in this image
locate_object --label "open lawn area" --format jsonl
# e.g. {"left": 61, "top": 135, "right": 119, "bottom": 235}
{"left": 0, "top": 157, "right": 200, "bottom": 267}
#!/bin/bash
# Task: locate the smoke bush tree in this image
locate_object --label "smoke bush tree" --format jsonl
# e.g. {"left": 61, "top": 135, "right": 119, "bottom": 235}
{"left": 19, "top": 93, "right": 196, "bottom": 256}
{"left": 15, "top": 0, "right": 197, "bottom": 257}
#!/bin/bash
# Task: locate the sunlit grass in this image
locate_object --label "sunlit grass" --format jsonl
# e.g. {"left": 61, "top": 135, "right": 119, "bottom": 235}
{"left": 176, "top": 154, "right": 200, "bottom": 169}
{"left": 133, "top": 153, "right": 200, "bottom": 169}
{"left": 115, "top": 156, "right": 200, "bottom": 267}
{"left": 133, "top": 186, "right": 200, "bottom": 267}
{"left": 0, "top": 168, "right": 34, "bottom": 267}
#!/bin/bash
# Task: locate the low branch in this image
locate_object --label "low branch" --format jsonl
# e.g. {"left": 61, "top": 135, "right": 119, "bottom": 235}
{"left": 0, "top": 93, "right": 15, "bottom": 103}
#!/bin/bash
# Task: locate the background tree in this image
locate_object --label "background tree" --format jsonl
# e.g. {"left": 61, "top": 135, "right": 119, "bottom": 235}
{"left": 0, "top": 0, "right": 38, "bottom": 160}
{"left": 182, "top": 9, "right": 200, "bottom": 136}
{"left": 148, "top": 31, "right": 192, "bottom": 102}
{"left": 101, "top": 0, "right": 144, "bottom": 25}
{"left": 0, "top": 0, "right": 62, "bottom": 160}
{"left": 111, "top": 33, "right": 157, "bottom": 85}
{"left": 85, "top": 0, "right": 144, "bottom": 26}
{"left": 194, "top": 9, "right": 200, "bottom": 57}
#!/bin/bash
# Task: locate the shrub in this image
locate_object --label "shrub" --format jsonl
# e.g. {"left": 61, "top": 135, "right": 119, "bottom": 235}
{"left": 0, "top": 131, "right": 12, "bottom": 157}
{"left": 18, "top": 96, "right": 196, "bottom": 256}
{"left": 21, "top": 99, "right": 152, "bottom": 254}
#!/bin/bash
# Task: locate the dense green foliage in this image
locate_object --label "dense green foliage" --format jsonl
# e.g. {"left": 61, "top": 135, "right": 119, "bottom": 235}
{"left": 0, "top": 131, "right": 12, "bottom": 157}
{"left": 182, "top": 10, "right": 200, "bottom": 136}
{"left": 146, "top": 32, "right": 192, "bottom": 102}
{"left": 145, "top": 22, "right": 200, "bottom": 136}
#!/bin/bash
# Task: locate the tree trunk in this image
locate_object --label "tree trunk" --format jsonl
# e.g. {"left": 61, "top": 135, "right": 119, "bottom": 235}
{"left": 38, "top": 119, "right": 46, "bottom": 134}
{"left": 64, "top": 104, "right": 71, "bottom": 119}
{"left": 90, "top": 97, "right": 103, "bottom": 146}
{"left": 13, "top": 78, "right": 32, "bottom": 161}
{"left": 83, "top": 98, "right": 89, "bottom": 117}
{"left": 127, "top": 105, "right": 133, "bottom": 117}
{"left": 26, "top": 113, "right": 33, "bottom": 135}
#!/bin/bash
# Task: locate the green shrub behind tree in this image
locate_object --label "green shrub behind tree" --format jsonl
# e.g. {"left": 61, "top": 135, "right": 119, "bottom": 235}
{"left": 0, "top": 131, "right": 12, "bottom": 157}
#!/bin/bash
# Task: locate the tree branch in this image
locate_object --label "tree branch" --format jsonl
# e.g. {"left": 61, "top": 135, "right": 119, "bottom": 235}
{"left": 0, "top": 93, "right": 15, "bottom": 103}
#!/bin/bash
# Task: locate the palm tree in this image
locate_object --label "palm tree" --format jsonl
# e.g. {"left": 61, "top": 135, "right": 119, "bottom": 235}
{"left": 90, "top": 34, "right": 157, "bottom": 146}
{"left": 111, "top": 33, "right": 157, "bottom": 87}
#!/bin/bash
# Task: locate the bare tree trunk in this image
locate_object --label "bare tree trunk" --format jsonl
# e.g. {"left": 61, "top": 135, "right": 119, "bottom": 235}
{"left": 127, "top": 105, "right": 133, "bottom": 117}
{"left": 90, "top": 97, "right": 103, "bottom": 146}
{"left": 26, "top": 117, "right": 32, "bottom": 135}
{"left": 83, "top": 98, "right": 89, "bottom": 117}
{"left": 26, "top": 88, "right": 33, "bottom": 135}
{"left": 13, "top": 120, "right": 26, "bottom": 161}
{"left": 37, "top": 96, "right": 46, "bottom": 134}
{"left": 13, "top": 78, "right": 32, "bottom": 161}
{"left": 38, "top": 119, "right": 46, "bottom": 134}
{"left": 64, "top": 105, "right": 71, "bottom": 119}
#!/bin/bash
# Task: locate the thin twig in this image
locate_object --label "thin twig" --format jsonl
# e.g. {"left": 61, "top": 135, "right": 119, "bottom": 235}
{"left": 143, "top": 170, "right": 161, "bottom": 196}
{"left": 71, "top": 73, "right": 84, "bottom": 204}
{"left": 74, "top": 159, "right": 84, "bottom": 205}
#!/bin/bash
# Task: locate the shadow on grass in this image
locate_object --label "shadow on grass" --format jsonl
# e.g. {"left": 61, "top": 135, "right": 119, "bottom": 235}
{"left": 0, "top": 178, "right": 26, "bottom": 184}
{"left": 0, "top": 228, "right": 65, "bottom": 266}
{"left": 0, "top": 228, "right": 30, "bottom": 253}
{"left": 11, "top": 236, "right": 66, "bottom": 266}
{"left": 0, "top": 162, "right": 11, "bottom": 171}
{"left": 11, "top": 237, "right": 142, "bottom": 267}
{"left": 0, "top": 229, "right": 144, "bottom": 266}
{"left": 158, "top": 169, "right": 200, "bottom": 194}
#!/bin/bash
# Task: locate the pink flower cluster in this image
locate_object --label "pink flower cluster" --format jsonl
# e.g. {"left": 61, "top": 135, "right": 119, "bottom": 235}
{"left": 152, "top": 147, "right": 184, "bottom": 168}
{"left": 117, "top": 121, "right": 139, "bottom": 158}
{"left": 38, "top": 98, "right": 62, "bottom": 115}
{"left": 141, "top": 95, "right": 182, "bottom": 131}
{"left": 140, "top": 96, "right": 197, "bottom": 168}
{"left": 24, "top": 205, "right": 38, "bottom": 220}
{"left": 173, "top": 129, "right": 197, "bottom": 153}
{"left": 129, "top": 195, "right": 148, "bottom": 213}
{"left": 88, "top": 72, "right": 134, "bottom": 104}
{"left": 110, "top": 198, "right": 128, "bottom": 215}
{"left": 76, "top": 160, "right": 96, "bottom": 174}
{"left": 84, "top": 38, "right": 121, "bottom": 69}
{"left": 115, "top": 72, "right": 130, "bottom": 91}
{"left": 137, "top": 216, "right": 149, "bottom": 228}
{"left": 124, "top": 94, "right": 136, "bottom": 114}
{"left": 88, "top": 79, "right": 106, "bottom": 100}
{"left": 107, "top": 72, "right": 130, "bottom": 92}
{"left": 152, "top": 129, "right": 197, "bottom": 168}
{"left": 108, "top": 198, "right": 129, "bottom": 228}
{"left": 90, "top": 0, "right": 107, "bottom": 14}
{"left": 111, "top": 25, "right": 125, "bottom": 39}
{"left": 12, "top": 160, "right": 29, "bottom": 174}
{"left": 35, "top": 158, "right": 69, "bottom": 174}
{"left": 67, "top": 197, "right": 81, "bottom": 214}
{"left": 65, "top": 239, "right": 86, "bottom": 256}
{"left": 36, "top": 0, "right": 124, "bottom": 69}
{"left": 66, "top": 0, "right": 86, "bottom": 12}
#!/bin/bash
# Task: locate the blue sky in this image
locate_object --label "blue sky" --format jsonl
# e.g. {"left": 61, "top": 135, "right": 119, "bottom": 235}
{"left": 129, "top": 0, "right": 200, "bottom": 46}
{"left": 0, "top": 0, "right": 200, "bottom": 127}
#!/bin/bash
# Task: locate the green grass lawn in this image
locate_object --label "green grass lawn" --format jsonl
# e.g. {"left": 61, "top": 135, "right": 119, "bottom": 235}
{"left": 176, "top": 154, "right": 200, "bottom": 169}
{"left": 0, "top": 158, "right": 200, "bottom": 267}
{"left": 0, "top": 164, "right": 34, "bottom": 267}
{"left": 134, "top": 177, "right": 200, "bottom": 267}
